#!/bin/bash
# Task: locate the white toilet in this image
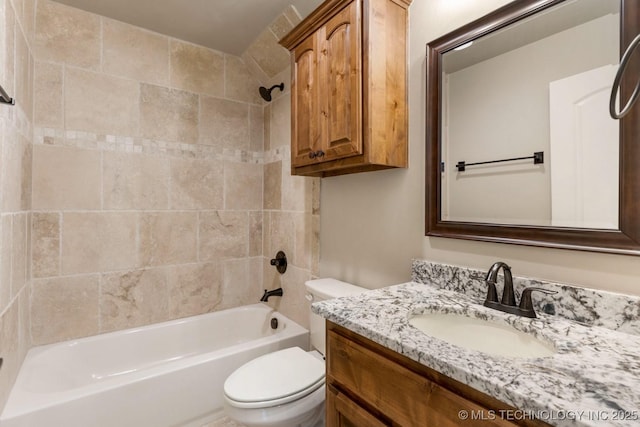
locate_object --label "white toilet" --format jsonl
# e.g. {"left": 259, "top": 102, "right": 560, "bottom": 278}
{"left": 223, "top": 278, "right": 367, "bottom": 427}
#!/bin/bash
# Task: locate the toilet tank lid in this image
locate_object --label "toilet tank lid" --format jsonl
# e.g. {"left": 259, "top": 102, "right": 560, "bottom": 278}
{"left": 304, "top": 278, "right": 367, "bottom": 300}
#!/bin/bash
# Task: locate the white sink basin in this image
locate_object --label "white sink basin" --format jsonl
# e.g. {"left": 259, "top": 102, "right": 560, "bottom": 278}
{"left": 408, "top": 313, "right": 555, "bottom": 359}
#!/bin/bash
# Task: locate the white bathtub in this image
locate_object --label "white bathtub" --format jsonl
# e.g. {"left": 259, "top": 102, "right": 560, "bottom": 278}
{"left": 0, "top": 304, "right": 309, "bottom": 427}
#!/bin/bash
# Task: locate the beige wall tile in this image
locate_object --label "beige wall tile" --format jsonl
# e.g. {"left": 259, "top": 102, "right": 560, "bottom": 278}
{"left": 1, "top": 1, "right": 16, "bottom": 97}
{"left": 269, "top": 14, "right": 295, "bottom": 40}
{"left": 103, "top": 151, "right": 169, "bottom": 210}
{"left": 32, "top": 145, "right": 101, "bottom": 210}
{"left": 249, "top": 105, "right": 264, "bottom": 152}
{"left": 199, "top": 211, "right": 249, "bottom": 261}
{"left": 139, "top": 212, "right": 197, "bottom": 266}
{"left": 0, "top": 299, "right": 20, "bottom": 410}
{"left": 61, "top": 212, "right": 138, "bottom": 274}
{"left": 263, "top": 104, "right": 271, "bottom": 150}
{"left": 240, "top": 51, "right": 269, "bottom": 86}
{"left": 220, "top": 258, "right": 261, "bottom": 309}
{"left": 19, "top": 134, "right": 31, "bottom": 212}
{"left": 224, "top": 55, "right": 262, "bottom": 104}
{"left": 269, "top": 92, "right": 291, "bottom": 148}
{"left": 168, "top": 262, "right": 222, "bottom": 318}
{"left": 169, "top": 157, "right": 223, "bottom": 209}
{"left": 170, "top": 40, "right": 224, "bottom": 97}
{"left": 34, "top": 60, "right": 63, "bottom": 128}
{"left": 281, "top": 156, "right": 315, "bottom": 212}
{"left": 35, "top": 0, "right": 100, "bottom": 69}
{"left": 199, "top": 96, "right": 249, "bottom": 150}
{"left": 15, "top": 24, "right": 32, "bottom": 122}
{"left": 293, "top": 213, "right": 313, "bottom": 271}
{"left": 100, "top": 268, "right": 169, "bottom": 333}
{"left": 262, "top": 211, "right": 271, "bottom": 259}
{"left": 1, "top": 130, "right": 31, "bottom": 212}
{"left": 267, "top": 211, "right": 294, "bottom": 260}
{"left": 245, "top": 29, "right": 290, "bottom": 78}
{"left": 30, "top": 275, "right": 99, "bottom": 345}
{"left": 279, "top": 265, "right": 312, "bottom": 329}
{"left": 10, "top": 213, "right": 26, "bottom": 298}
{"left": 103, "top": 19, "right": 169, "bottom": 85}
{"left": 311, "top": 214, "right": 320, "bottom": 275}
{"left": 249, "top": 211, "right": 263, "bottom": 257}
{"left": 312, "top": 178, "right": 320, "bottom": 215}
{"left": 264, "top": 161, "right": 281, "bottom": 210}
{"left": 224, "top": 162, "right": 262, "bottom": 210}
{"left": 21, "top": 0, "right": 35, "bottom": 46}
{"left": 65, "top": 67, "right": 140, "bottom": 135}
{"left": 9, "top": 0, "right": 24, "bottom": 32}
{"left": 31, "top": 212, "right": 60, "bottom": 278}
{"left": 0, "top": 216, "right": 11, "bottom": 312}
{"left": 283, "top": 6, "right": 302, "bottom": 27}
{"left": 140, "top": 83, "right": 199, "bottom": 143}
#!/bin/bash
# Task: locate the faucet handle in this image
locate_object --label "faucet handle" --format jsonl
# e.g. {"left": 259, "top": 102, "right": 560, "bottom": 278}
{"left": 484, "top": 281, "right": 499, "bottom": 303}
{"left": 518, "top": 287, "right": 558, "bottom": 317}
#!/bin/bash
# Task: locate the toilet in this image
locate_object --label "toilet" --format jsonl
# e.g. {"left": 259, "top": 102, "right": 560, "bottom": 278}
{"left": 223, "top": 278, "right": 367, "bottom": 427}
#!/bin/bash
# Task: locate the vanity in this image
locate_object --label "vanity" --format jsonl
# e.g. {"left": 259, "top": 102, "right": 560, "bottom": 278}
{"left": 326, "top": 323, "right": 548, "bottom": 427}
{"left": 315, "top": 261, "right": 640, "bottom": 427}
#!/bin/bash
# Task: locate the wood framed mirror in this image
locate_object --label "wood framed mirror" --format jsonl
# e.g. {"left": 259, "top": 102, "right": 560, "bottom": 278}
{"left": 426, "top": 0, "right": 640, "bottom": 255}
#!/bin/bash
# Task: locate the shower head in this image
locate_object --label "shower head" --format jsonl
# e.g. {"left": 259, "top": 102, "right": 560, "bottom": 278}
{"left": 259, "top": 83, "right": 285, "bottom": 102}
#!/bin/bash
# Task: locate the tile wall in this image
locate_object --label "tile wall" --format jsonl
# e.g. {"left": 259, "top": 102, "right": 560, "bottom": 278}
{"left": 30, "top": 0, "right": 265, "bottom": 345}
{"left": 248, "top": 6, "right": 320, "bottom": 329}
{"left": 0, "top": 0, "right": 34, "bottom": 411}
{"left": 0, "top": 0, "right": 319, "bottom": 413}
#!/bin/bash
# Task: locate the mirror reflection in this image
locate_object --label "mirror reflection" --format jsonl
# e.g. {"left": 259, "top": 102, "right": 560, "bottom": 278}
{"left": 441, "top": 0, "right": 620, "bottom": 229}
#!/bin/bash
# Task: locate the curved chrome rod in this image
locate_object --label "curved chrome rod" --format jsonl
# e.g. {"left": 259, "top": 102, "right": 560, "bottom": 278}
{"left": 610, "top": 33, "right": 640, "bottom": 119}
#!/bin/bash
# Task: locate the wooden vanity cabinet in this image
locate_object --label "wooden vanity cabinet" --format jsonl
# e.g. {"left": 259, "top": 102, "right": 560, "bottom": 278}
{"left": 326, "top": 321, "right": 551, "bottom": 427}
{"left": 279, "top": 0, "right": 410, "bottom": 177}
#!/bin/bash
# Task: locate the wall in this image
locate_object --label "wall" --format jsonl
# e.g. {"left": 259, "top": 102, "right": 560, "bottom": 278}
{"left": 29, "top": 0, "right": 264, "bottom": 345}
{"left": 0, "top": 0, "right": 34, "bottom": 410}
{"left": 247, "top": 6, "right": 320, "bottom": 329}
{"left": 29, "top": 0, "right": 319, "bottom": 346}
{"left": 319, "top": 0, "right": 640, "bottom": 297}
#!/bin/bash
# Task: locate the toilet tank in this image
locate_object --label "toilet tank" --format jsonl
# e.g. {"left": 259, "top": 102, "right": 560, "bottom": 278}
{"left": 305, "top": 279, "right": 367, "bottom": 355}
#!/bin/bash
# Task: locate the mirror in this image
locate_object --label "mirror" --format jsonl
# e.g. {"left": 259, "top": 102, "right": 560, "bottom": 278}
{"left": 426, "top": 0, "right": 640, "bottom": 255}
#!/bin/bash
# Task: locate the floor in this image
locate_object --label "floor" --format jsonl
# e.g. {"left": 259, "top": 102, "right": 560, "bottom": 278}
{"left": 200, "top": 416, "right": 246, "bottom": 427}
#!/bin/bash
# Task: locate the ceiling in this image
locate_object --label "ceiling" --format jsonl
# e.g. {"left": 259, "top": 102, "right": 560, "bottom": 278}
{"left": 444, "top": 0, "right": 618, "bottom": 73}
{"left": 52, "top": 0, "right": 323, "bottom": 55}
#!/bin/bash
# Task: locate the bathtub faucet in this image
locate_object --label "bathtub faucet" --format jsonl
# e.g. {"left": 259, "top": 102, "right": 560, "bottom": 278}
{"left": 260, "top": 288, "right": 283, "bottom": 302}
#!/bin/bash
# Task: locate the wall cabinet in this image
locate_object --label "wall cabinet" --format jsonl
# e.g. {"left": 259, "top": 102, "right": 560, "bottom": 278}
{"left": 326, "top": 321, "right": 552, "bottom": 427}
{"left": 280, "top": 0, "right": 410, "bottom": 177}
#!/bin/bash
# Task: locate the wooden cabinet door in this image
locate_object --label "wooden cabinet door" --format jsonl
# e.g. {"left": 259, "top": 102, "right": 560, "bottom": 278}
{"left": 326, "top": 385, "right": 389, "bottom": 427}
{"left": 318, "top": 1, "right": 362, "bottom": 162}
{"left": 291, "top": 34, "right": 321, "bottom": 167}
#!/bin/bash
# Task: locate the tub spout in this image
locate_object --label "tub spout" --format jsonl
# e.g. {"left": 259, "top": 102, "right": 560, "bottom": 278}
{"left": 260, "top": 288, "right": 283, "bottom": 302}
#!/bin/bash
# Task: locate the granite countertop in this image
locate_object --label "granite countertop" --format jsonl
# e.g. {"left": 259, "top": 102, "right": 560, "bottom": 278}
{"left": 312, "top": 282, "right": 640, "bottom": 427}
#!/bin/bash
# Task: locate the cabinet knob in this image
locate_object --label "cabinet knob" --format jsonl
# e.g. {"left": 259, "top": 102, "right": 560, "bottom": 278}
{"left": 309, "top": 151, "right": 325, "bottom": 159}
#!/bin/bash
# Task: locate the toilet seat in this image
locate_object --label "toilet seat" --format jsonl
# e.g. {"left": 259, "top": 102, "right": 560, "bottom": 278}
{"left": 224, "top": 347, "right": 325, "bottom": 410}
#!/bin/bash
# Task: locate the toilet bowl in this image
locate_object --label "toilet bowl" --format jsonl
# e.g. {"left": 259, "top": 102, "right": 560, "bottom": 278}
{"left": 223, "top": 279, "right": 367, "bottom": 427}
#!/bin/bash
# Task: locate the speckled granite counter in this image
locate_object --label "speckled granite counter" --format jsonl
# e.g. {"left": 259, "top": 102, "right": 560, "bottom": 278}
{"left": 312, "top": 275, "right": 640, "bottom": 427}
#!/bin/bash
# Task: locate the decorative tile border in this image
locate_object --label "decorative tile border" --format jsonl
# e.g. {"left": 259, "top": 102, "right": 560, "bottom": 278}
{"left": 412, "top": 259, "right": 640, "bottom": 335}
{"left": 33, "top": 127, "right": 290, "bottom": 164}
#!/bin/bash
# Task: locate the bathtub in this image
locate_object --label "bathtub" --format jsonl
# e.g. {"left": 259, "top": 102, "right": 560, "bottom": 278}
{"left": 0, "top": 304, "right": 309, "bottom": 427}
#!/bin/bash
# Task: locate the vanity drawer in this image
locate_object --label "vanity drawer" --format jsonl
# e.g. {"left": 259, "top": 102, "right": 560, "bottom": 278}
{"left": 327, "top": 327, "right": 518, "bottom": 427}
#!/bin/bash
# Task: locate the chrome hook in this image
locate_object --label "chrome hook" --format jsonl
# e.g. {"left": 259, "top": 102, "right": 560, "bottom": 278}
{"left": 610, "top": 33, "right": 640, "bottom": 119}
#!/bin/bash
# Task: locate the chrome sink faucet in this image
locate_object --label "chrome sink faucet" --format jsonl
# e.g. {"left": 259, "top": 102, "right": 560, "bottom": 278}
{"left": 484, "top": 262, "right": 556, "bottom": 318}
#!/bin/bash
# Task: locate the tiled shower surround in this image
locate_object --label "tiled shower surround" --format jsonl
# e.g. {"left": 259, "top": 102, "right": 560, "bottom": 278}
{"left": 0, "top": 0, "right": 319, "bottom": 412}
